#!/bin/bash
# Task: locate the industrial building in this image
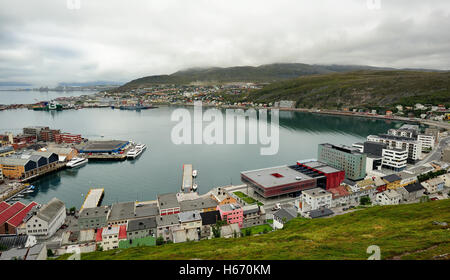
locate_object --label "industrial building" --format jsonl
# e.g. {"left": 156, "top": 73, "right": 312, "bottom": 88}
{"left": 295, "top": 160, "right": 345, "bottom": 190}
{"left": 79, "top": 140, "right": 129, "bottom": 154}
{"left": 317, "top": 143, "right": 366, "bottom": 181}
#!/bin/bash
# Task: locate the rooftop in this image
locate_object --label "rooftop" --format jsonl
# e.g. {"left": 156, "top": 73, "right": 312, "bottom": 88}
{"left": 241, "top": 165, "right": 313, "bottom": 189}
{"left": 79, "top": 206, "right": 110, "bottom": 219}
{"left": 179, "top": 197, "right": 218, "bottom": 212}
{"left": 109, "top": 201, "right": 135, "bottom": 221}
{"left": 127, "top": 217, "right": 157, "bottom": 232}
{"left": 156, "top": 214, "right": 180, "bottom": 227}
{"left": 79, "top": 140, "right": 129, "bottom": 153}
{"left": 309, "top": 207, "right": 334, "bottom": 219}
{"left": 158, "top": 193, "right": 180, "bottom": 209}
{"left": 273, "top": 207, "right": 297, "bottom": 222}
{"left": 178, "top": 210, "right": 202, "bottom": 223}
{"left": 382, "top": 174, "right": 402, "bottom": 183}
{"left": 302, "top": 188, "right": 331, "bottom": 198}
{"left": 37, "top": 198, "right": 65, "bottom": 223}
{"left": 404, "top": 182, "right": 425, "bottom": 193}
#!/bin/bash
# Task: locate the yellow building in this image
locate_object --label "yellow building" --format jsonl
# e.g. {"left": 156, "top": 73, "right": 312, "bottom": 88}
{"left": 382, "top": 174, "right": 402, "bottom": 190}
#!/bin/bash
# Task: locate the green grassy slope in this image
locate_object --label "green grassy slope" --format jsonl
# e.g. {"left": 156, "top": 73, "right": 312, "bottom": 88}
{"left": 66, "top": 199, "right": 450, "bottom": 260}
{"left": 239, "top": 70, "right": 450, "bottom": 109}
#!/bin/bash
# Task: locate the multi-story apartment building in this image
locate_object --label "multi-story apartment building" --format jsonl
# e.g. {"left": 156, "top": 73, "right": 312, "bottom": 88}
{"left": 381, "top": 147, "right": 408, "bottom": 171}
{"left": 317, "top": 143, "right": 366, "bottom": 181}
{"left": 78, "top": 206, "right": 110, "bottom": 230}
{"left": 376, "top": 189, "right": 402, "bottom": 205}
{"left": 417, "top": 134, "right": 435, "bottom": 150}
{"left": 367, "top": 134, "right": 421, "bottom": 163}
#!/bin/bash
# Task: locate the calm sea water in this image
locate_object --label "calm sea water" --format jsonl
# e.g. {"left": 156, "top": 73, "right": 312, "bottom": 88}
{"left": 0, "top": 89, "right": 96, "bottom": 105}
{"left": 0, "top": 107, "right": 403, "bottom": 208}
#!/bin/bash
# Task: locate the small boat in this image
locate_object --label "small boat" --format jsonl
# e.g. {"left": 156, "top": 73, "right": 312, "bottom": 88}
{"left": 127, "top": 148, "right": 143, "bottom": 159}
{"left": 192, "top": 184, "right": 198, "bottom": 192}
{"left": 135, "top": 143, "right": 147, "bottom": 151}
{"left": 66, "top": 157, "right": 88, "bottom": 168}
{"left": 23, "top": 189, "right": 34, "bottom": 194}
{"left": 192, "top": 170, "right": 198, "bottom": 178}
{"left": 16, "top": 194, "right": 24, "bottom": 198}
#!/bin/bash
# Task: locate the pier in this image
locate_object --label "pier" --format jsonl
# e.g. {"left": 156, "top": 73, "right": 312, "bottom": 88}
{"left": 81, "top": 188, "right": 104, "bottom": 210}
{"left": 182, "top": 164, "right": 193, "bottom": 193}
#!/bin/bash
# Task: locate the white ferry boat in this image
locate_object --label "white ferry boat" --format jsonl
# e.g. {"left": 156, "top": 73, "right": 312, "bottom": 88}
{"left": 66, "top": 157, "right": 88, "bottom": 168}
{"left": 135, "top": 143, "right": 147, "bottom": 151}
{"left": 192, "top": 170, "right": 198, "bottom": 178}
{"left": 127, "top": 148, "right": 144, "bottom": 159}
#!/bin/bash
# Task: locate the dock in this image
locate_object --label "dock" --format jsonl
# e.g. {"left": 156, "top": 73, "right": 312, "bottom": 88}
{"left": 81, "top": 188, "right": 104, "bottom": 210}
{"left": 182, "top": 164, "right": 193, "bottom": 193}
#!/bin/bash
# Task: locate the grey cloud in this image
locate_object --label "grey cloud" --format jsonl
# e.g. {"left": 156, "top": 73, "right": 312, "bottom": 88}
{"left": 0, "top": 0, "right": 448, "bottom": 85}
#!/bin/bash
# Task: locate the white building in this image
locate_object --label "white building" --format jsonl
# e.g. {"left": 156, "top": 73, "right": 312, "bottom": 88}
{"left": 98, "top": 225, "right": 126, "bottom": 251}
{"left": 376, "top": 189, "right": 402, "bottom": 205}
{"left": 388, "top": 128, "right": 416, "bottom": 138}
{"left": 422, "top": 177, "right": 445, "bottom": 194}
{"left": 25, "top": 197, "right": 66, "bottom": 237}
{"left": 381, "top": 147, "right": 408, "bottom": 171}
{"left": 367, "top": 134, "right": 421, "bottom": 163}
{"left": 417, "top": 134, "right": 435, "bottom": 150}
{"left": 298, "top": 188, "right": 332, "bottom": 214}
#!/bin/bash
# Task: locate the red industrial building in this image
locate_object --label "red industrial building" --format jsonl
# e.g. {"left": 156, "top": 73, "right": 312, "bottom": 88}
{"left": 39, "top": 129, "right": 61, "bottom": 142}
{"left": 0, "top": 201, "right": 37, "bottom": 234}
{"left": 296, "top": 160, "right": 345, "bottom": 190}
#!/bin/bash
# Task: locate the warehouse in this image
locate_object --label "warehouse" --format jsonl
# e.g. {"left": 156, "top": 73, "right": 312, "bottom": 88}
{"left": 79, "top": 140, "right": 129, "bottom": 154}
{"left": 0, "top": 158, "right": 37, "bottom": 179}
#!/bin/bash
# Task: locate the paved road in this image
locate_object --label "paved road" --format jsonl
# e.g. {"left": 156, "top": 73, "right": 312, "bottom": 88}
{"left": 410, "top": 136, "right": 450, "bottom": 169}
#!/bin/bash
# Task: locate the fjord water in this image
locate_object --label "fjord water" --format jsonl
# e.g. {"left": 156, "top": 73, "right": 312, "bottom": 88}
{"left": 0, "top": 107, "right": 401, "bottom": 208}
{"left": 0, "top": 89, "right": 95, "bottom": 105}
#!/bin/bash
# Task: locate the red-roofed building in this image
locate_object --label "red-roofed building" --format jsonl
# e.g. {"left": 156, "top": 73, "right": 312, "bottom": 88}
{"left": 0, "top": 201, "right": 26, "bottom": 234}
{"left": 5, "top": 202, "right": 38, "bottom": 234}
{"left": 0, "top": 201, "right": 10, "bottom": 214}
{"left": 328, "top": 185, "right": 350, "bottom": 199}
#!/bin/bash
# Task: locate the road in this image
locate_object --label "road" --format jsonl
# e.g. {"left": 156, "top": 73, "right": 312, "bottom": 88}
{"left": 410, "top": 135, "right": 450, "bottom": 169}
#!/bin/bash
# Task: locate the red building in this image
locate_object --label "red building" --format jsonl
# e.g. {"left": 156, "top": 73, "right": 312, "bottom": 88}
{"left": 55, "top": 132, "right": 82, "bottom": 144}
{"left": 40, "top": 129, "right": 61, "bottom": 142}
{"left": 296, "top": 160, "right": 345, "bottom": 190}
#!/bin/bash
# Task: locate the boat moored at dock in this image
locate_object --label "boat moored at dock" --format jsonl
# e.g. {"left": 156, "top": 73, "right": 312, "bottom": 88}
{"left": 66, "top": 157, "right": 88, "bottom": 168}
{"left": 127, "top": 148, "right": 144, "bottom": 159}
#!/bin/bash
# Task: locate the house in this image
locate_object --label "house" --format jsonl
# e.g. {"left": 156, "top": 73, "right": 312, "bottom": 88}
{"left": 422, "top": 177, "right": 445, "bottom": 194}
{"left": 241, "top": 204, "right": 266, "bottom": 228}
{"left": 273, "top": 207, "right": 297, "bottom": 229}
{"left": 382, "top": 174, "right": 402, "bottom": 189}
{"left": 156, "top": 214, "right": 180, "bottom": 242}
{"left": 217, "top": 203, "right": 243, "bottom": 227}
{"left": 199, "top": 210, "right": 221, "bottom": 239}
{"left": 78, "top": 206, "right": 110, "bottom": 230}
{"left": 157, "top": 193, "right": 180, "bottom": 216}
{"left": 376, "top": 189, "right": 402, "bottom": 205}
{"left": 298, "top": 188, "right": 332, "bottom": 214}
{"left": 402, "top": 182, "right": 425, "bottom": 200}
{"left": 177, "top": 211, "right": 202, "bottom": 241}
{"left": 437, "top": 174, "right": 450, "bottom": 187}
{"left": 60, "top": 229, "right": 96, "bottom": 254}
{"left": 220, "top": 223, "right": 241, "bottom": 238}
{"left": 126, "top": 217, "right": 157, "bottom": 240}
{"left": 374, "top": 177, "right": 387, "bottom": 193}
{"left": 96, "top": 224, "right": 127, "bottom": 251}
{"left": 25, "top": 198, "right": 66, "bottom": 237}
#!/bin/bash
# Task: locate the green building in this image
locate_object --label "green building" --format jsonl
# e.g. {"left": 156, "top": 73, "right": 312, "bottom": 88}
{"left": 318, "top": 143, "right": 366, "bottom": 181}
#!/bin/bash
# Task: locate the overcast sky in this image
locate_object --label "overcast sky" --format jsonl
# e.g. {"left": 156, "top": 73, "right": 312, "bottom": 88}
{"left": 0, "top": 0, "right": 449, "bottom": 85}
